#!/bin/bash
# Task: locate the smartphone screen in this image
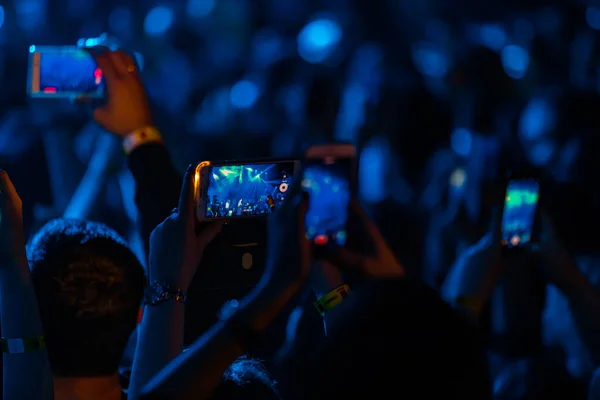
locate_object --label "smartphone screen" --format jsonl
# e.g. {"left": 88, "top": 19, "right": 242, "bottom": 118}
{"left": 204, "top": 161, "right": 297, "bottom": 219}
{"left": 302, "top": 159, "right": 352, "bottom": 246}
{"left": 28, "top": 46, "right": 104, "bottom": 98}
{"left": 501, "top": 179, "right": 540, "bottom": 248}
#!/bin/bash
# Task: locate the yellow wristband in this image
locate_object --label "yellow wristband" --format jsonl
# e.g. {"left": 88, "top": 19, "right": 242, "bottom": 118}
{"left": 315, "top": 285, "right": 351, "bottom": 314}
{"left": 123, "top": 127, "right": 163, "bottom": 154}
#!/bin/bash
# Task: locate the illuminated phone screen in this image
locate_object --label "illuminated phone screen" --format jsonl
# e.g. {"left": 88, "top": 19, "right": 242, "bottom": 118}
{"left": 302, "top": 159, "right": 352, "bottom": 246}
{"left": 204, "top": 161, "right": 296, "bottom": 218}
{"left": 501, "top": 179, "right": 539, "bottom": 247}
{"left": 29, "top": 46, "right": 104, "bottom": 98}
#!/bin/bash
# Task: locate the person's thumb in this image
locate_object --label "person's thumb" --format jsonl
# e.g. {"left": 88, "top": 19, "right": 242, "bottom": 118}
{"left": 197, "top": 221, "right": 225, "bottom": 247}
{"left": 93, "top": 107, "right": 110, "bottom": 126}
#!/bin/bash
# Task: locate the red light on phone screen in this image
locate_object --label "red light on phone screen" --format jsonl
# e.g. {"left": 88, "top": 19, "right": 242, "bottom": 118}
{"left": 43, "top": 87, "right": 57, "bottom": 93}
{"left": 94, "top": 68, "right": 102, "bottom": 84}
{"left": 315, "top": 235, "right": 328, "bottom": 245}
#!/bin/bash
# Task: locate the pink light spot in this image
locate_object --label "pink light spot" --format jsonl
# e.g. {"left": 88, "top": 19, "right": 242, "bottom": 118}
{"left": 94, "top": 68, "right": 103, "bottom": 85}
{"left": 43, "top": 87, "right": 57, "bottom": 93}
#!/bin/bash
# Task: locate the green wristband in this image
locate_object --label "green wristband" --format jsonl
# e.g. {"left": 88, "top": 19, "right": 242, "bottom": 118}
{"left": 1, "top": 336, "right": 46, "bottom": 354}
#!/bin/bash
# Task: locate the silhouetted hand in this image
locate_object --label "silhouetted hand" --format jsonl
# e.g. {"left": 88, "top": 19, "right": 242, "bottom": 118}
{"left": 441, "top": 205, "right": 504, "bottom": 312}
{"left": 86, "top": 48, "right": 153, "bottom": 136}
{"left": 261, "top": 175, "right": 311, "bottom": 291}
{"left": 328, "top": 200, "right": 404, "bottom": 278}
{"left": 0, "top": 171, "right": 26, "bottom": 268}
{"left": 149, "top": 166, "right": 223, "bottom": 291}
{"left": 534, "top": 210, "right": 579, "bottom": 294}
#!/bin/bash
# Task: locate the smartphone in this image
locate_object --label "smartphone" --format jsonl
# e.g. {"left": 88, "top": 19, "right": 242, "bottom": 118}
{"left": 501, "top": 178, "right": 540, "bottom": 248}
{"left": 303, "top": 144, "right": 355, "bottom": 246}
{"left": 27, "top": 46, "right": 104, "bottom": 99}
{"left": 195, "top": 159, "right": 301, "bottom": 221}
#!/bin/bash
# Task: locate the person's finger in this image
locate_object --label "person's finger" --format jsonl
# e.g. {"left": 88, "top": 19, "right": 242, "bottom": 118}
{"left": 348, "top": 199, "right": 390, "bottom": 255}
{"left": 197, "top": 220, "right": 225, "bottom": 246}
{"left": 108, "top": 50, "right": 136, "bottom": 78}
{"left": 86, "top": 47, "right": 121, "bottom": 90}
{"left": 92, "top": 106, "right": 110, "bottom": 125}
{"left": 177, "top": 166, "right": 196, "bottom": 222}
{"left": 296, "top": 192, "right": 309, "bottom": 241}
{"left": 114, "top": 50, "right": 140, "bottom": 78}
{"left": 0, "top": 170, "right": 18, "bottom": 205}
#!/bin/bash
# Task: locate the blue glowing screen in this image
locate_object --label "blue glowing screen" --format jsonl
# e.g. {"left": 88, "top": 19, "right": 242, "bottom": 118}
{"left": 36, "top": 48, "right": 103, "bottom": 97}
{"left": 501, "top": 179, "right": 539, "bottom": 247}
{"left": 205, "top": 161, "right": 296, "bottom": 218}
{"left": 303, "top": 160, "right": 351, "bottom": 246}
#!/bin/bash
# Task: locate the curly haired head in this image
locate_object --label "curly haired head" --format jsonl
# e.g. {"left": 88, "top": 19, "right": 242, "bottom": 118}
{"left": 28, "top": 218, "right": 146, "bottom": 377}
{"left": 213, "top": 356, "right": 280, "bottom": 399}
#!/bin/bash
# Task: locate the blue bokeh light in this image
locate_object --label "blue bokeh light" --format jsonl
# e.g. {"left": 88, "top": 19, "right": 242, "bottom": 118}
{"left": 186, "top": 0, "right": 215, "bottom": 18}
{"left": 297, "top": 18, "right": 342, "bottom": 64}
{"left": 144, "top": 6, "right": 175, "bottom": 36}
{"left": 412, "top": 43, "right": 448, "bottom": 78}
{"left": 501, "top": 45, "right": 530, "bottom": 79}
{"left": 451, "top": 128, "right": 473, "bottom": 157}
{"left": 0, "top": 6, "right": 5, "bottom": 30}
{"left": 528, "top": 140, "right": 555, "bottom": 166}
{"left": 230, "top": 80, "right": 260, "bottom": 109}
{"left": 586, "top": 7, "right": 600, "bottom": 30}
{"left": 519, "top": 98, "right": 554, "bottom": 141}
{"left": 359, "top": 138, "right": 388, "bottom": 203}
{"left": 478, "top": 24, "right": 507, "bottom": 51}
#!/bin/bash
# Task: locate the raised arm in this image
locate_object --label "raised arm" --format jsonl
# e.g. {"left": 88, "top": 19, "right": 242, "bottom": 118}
{"left": 537, "top": 212, "right": 600, "bottom": 365}
{"left": 87, "top": 48, "right": 182, "bottom": 245}
{"left": 0, "top": 171, "right": 52, "bottom": 399}
{"left": 128, "top": 167, "right": 222, "bottom": 398}
{"left": 138, "top": 176, "right": 312, "bottom": 400}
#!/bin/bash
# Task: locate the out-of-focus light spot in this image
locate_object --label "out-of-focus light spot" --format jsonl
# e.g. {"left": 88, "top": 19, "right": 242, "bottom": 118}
{"left": 29, "top": 45, "right": 36, "bottom": 53}
{"left": 144, "top": 6, "right": 174, "bottom": 37}
{"left": 336, "top": 83, "right": 366, "bottom": 142}
{"left": 449, "top": 168, "right": 467, "bottom": 189}
{"left": 586, "top": 7, "right": 600, "bottom": 30}
{"left": 94, "top": 68, "right": 102, "bottom": 85}
{"left": 0, "top": 6, "right": 5, "bottom": 30}
{"left": 186, "top": 0, "right": 215, "bottom": 18}
{"left": 85, "top": 38, "right": 97, "bottom": 47}
{"left": 528, "top": 140, "right": 555, "bottom": 166}
{"left": 16, "top": 0, "right": 45, "bottom": 30}
{"left": 297, "top": 18, "right": 342, "bottom": 64}
{"left": 501, "top": 45, "right": 530, "bottom": 79}
{"left": 412, "top": 42, "right": 448, "bottom": 78}
{"left": 252, "top": 30, "right": 283, "bottom": 68}
{"left": 479, "top": 24, "right": 507, "bottom": 51}
{"left": 230, "top": 80, "right": 260, "bottom": 109}
{"left": 451, "top": 128, "right": 472, "bottom": 156}
{"left": 359, "top": 138, "right": 388, "bottom": 203}
{"left": 519, "top": 98, "right": 554, "bottom": 141}
{"left": 109, "top": 7, "right": 132, "bottom": 33}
